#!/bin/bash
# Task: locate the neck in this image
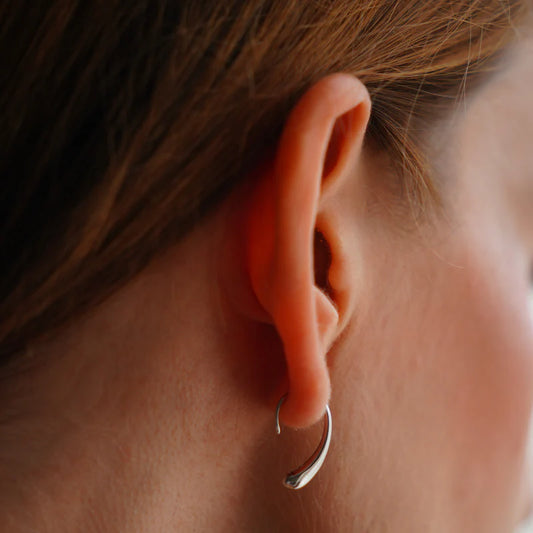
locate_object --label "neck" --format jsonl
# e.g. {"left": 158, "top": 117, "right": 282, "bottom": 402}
{"left": 0, "top": 204, "right": 283, "bottom": 532}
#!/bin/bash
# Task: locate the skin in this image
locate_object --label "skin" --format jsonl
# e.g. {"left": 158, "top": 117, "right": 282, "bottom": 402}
{"left": 0, "top": 36, "right": 532, "bottom": 533}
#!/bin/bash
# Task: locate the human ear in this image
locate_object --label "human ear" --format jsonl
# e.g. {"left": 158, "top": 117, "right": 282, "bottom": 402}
{"left": 246, "top": 73, "right": 371, "bottom": 428}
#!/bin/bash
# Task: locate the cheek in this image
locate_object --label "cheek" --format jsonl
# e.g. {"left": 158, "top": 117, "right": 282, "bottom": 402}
{"left": 413, "top": 234, "right": 533, "bottom": 527}
{"left": 329, "top": 232, "right": 533, "bottom": 530}
{"left": 459, "top": 237, "right": 533, "bottom": 436}
{"left": 450, "top": 242, "right": 533, "bottom": 492}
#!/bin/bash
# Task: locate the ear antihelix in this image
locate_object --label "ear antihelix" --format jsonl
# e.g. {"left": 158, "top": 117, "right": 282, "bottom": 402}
{"left": 322, "top": 111, "right": 353, "bottom": 184}
{"left": 320, "top": 101, "right": 371, "bottom": 200}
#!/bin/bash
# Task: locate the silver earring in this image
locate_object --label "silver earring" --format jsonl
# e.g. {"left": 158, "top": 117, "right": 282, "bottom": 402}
{"left": 275, "top": 395, "right": 332, "bottom": 490}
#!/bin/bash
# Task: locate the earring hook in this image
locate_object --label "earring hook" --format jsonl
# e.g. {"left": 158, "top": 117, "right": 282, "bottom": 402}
{"left": 275, "top": 394, "right": 332, "bottom": 490}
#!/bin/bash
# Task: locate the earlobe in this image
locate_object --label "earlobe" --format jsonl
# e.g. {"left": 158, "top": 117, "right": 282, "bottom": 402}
{"left": 246, "top": 73, "right": 371, "bottom": 428}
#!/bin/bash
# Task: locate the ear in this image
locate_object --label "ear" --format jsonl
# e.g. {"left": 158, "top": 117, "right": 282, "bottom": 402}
{"left": 246, "top": 73, "right": 371, "bottom": 428}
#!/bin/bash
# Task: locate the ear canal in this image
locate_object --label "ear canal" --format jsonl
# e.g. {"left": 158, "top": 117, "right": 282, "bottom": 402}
{"left": 314, "top": 229, "right": 334, "bottom": 301}
{"left": 313, "top": 229, "right": 338, "bottom": 352}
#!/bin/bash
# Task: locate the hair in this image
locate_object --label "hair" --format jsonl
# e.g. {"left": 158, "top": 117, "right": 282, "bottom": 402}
{"left": 0, "top": 0, "right": 527, "bottom": 369}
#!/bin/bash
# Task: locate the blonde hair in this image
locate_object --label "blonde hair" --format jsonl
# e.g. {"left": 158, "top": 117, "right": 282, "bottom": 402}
{"left": 0, "top": 0, "right": 527, "bottom": 366}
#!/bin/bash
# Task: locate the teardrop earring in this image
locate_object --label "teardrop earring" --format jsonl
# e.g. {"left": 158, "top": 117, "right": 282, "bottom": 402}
{"left": 275, "top": 395, "right": 332, "bottom": 490}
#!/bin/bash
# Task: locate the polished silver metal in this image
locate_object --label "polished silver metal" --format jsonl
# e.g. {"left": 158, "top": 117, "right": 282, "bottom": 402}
{"left": 275, "top": 395, "right": 332, "bottom": 490}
